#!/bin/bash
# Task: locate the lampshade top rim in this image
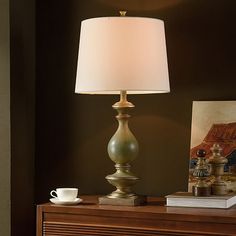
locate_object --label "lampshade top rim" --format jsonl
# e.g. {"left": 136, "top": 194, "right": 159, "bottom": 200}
{"left": 81, "top": 16, "right": 164, "bottom": 23}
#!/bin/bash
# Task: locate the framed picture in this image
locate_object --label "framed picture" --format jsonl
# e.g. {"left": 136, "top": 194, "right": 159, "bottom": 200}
{"left": 189, "top": 101, "right": 236, "bottom": 193}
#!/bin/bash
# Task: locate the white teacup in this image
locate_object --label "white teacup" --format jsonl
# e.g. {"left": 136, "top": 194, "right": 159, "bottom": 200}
{"left": 50, "top": 188, "right": 78, "bottom": 201}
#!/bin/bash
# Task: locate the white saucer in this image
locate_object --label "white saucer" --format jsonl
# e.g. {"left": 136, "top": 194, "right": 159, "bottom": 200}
{"left": 50, "top": 197, "right": 83, "bottom": 205}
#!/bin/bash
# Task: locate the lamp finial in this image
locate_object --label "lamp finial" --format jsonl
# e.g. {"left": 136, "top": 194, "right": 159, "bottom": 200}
{"left": 119, "top": 11, "right": 127, "bottom": 17}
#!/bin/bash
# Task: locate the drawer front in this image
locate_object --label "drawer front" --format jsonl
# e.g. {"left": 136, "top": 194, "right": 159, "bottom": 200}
{"left": 43, "top": 222, "right": 222, "bottom": 236}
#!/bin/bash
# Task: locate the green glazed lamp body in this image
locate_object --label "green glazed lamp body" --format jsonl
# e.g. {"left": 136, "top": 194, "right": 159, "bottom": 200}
{"left": 106, "top": 91, "right": 139, "bottom": 199}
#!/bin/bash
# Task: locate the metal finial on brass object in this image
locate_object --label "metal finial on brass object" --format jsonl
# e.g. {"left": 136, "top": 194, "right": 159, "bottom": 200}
{"left": 192, "top": 149, "right": 211, "bottom": 196}
{"left": 209, "top": 143, "right": 228, "bottom": 195}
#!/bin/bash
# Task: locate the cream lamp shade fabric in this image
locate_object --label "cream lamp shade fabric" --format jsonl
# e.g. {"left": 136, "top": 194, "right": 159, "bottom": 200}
{"left": 75, "top": 16, "right": 170, "bottom": 94}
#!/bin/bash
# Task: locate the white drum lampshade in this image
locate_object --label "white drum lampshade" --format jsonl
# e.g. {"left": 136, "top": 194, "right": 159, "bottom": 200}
{"left": 75, "top": 16, "right": 170, "bottom": 94}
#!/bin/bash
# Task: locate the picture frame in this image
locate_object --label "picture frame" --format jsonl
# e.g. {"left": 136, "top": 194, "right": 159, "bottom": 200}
{"left": 189, "top": 101, "right": 236, "bottom": 193}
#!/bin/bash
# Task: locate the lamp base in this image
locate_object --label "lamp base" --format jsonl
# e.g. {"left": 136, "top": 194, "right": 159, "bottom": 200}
{"left": 98, "top": 195, "right": 146, "bottom": 206}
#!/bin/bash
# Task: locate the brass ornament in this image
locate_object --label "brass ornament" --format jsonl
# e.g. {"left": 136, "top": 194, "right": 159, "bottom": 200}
{"left": 192, "top": 149, "right": 211, "bottom": 196}
{"left": 209, "top": 143, "right": 228, "bottom": 195}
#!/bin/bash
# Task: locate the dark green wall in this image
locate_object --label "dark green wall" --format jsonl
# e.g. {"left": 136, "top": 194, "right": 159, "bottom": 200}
{"left": 36, "top": 0, "right": 236, "bottom": 203}
{"left": 0, "top": 0, "right": 35, "bottom": 235}
{"left": 0, "top": 0, "right": 10, "bottom": 235}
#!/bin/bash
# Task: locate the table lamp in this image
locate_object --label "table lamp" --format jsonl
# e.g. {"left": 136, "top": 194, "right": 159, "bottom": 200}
{"left": 75, "top": 12, "right": 170, "bottom": 206}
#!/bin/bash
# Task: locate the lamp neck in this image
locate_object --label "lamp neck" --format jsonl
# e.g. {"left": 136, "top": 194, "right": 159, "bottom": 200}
{"left": 120, "top": 90, "right": 127, "bottom": 103}
{"left": 113, "top": 91, "right": 134, "bottom": 109}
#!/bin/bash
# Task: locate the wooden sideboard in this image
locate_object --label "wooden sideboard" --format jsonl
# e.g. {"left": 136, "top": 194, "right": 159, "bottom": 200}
{"left": 37, "top": 195, "right": 236, "bottom": 236}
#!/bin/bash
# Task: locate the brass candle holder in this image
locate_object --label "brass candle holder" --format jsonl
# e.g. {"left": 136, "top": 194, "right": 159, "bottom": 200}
{"left": 192, "top": 149, "right": 211, "bottom": 196}
{"left": 209, "top": 143, "right": 228, "bottom": 195}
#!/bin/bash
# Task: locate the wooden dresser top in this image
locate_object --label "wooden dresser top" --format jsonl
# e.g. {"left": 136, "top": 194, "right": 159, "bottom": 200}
{"left": 38, "top": 195, "right": 236, "bottom": 222}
